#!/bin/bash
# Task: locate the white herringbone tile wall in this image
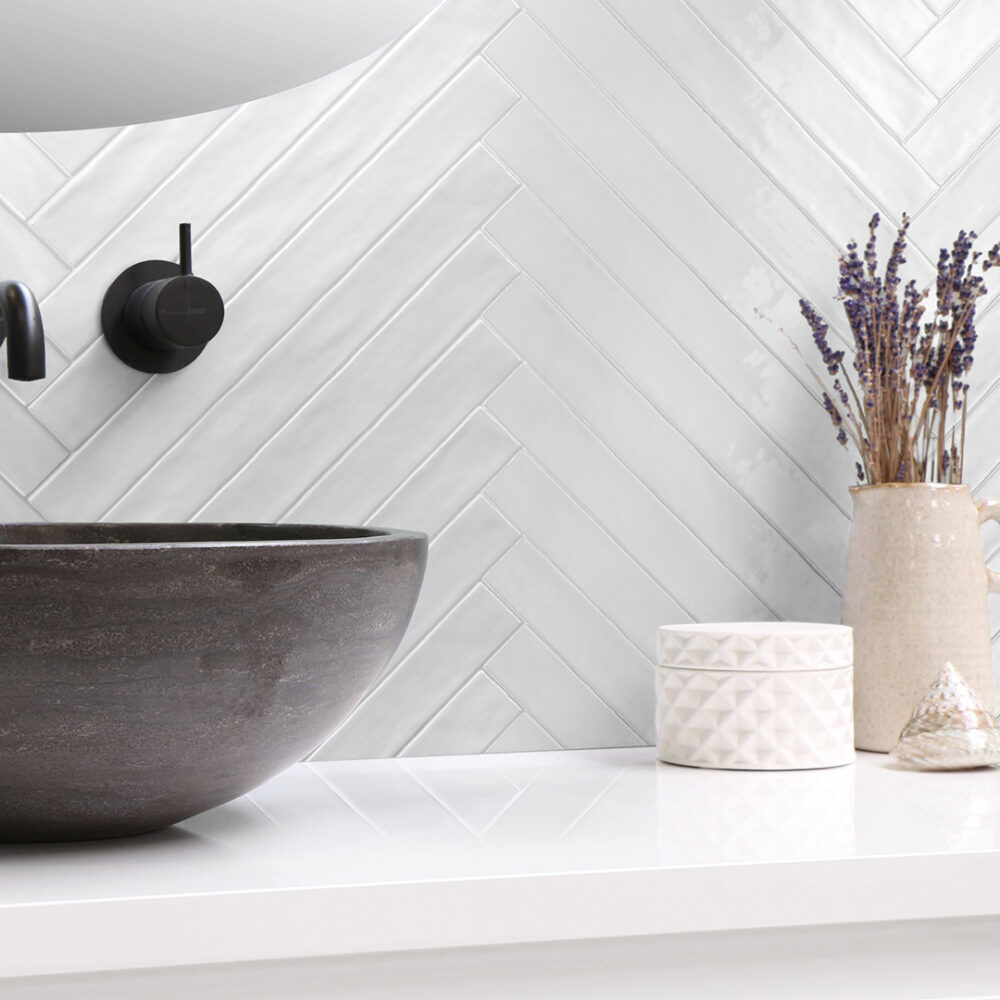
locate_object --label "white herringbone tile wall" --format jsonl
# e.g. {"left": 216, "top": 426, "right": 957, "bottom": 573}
{"left": 5, "top": 0, "right": 1000, "bottom": 758}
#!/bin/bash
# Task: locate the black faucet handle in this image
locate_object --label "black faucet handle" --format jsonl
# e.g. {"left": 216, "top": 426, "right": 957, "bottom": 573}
{"left": 101, "top": 222, "right": 225, "bottom": 374}
{"left": 179, "top": 222, "right": 192, "bottom": 276}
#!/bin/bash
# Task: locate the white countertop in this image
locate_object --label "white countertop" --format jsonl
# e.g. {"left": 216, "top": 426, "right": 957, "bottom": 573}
{"left": 6, "top": 747, "right": 1000, "bottom": 979}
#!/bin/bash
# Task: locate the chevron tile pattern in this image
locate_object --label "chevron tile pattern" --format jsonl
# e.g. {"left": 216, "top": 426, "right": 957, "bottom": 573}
{"left": 2, "top": 0, "right": 1000, "bottom": 759}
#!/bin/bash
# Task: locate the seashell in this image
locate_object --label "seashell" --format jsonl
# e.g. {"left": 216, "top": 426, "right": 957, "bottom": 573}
{"left": 889, "top": 662, "right": 1000, "bottom": 771}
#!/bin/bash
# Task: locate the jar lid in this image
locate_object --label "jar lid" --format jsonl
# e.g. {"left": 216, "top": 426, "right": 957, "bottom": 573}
{"left": 657, "top": 622, "right": 852, "bottom": 671}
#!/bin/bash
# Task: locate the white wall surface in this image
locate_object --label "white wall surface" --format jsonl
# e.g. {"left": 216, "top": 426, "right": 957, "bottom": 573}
{"left": 2, "top": 0, "right": 999, "bottom": 758}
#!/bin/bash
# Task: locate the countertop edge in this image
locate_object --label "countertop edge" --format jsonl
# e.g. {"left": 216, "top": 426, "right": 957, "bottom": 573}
{"left": 4, "top": 852, "right": 1000, "bottom": 979}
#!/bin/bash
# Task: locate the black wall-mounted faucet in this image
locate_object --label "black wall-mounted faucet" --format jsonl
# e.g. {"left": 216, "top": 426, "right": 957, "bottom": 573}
{"left": 0, "top": 281, "right": 45, "bottom": 381}
{"left": 101, "top": 223, "right": 224, "bottom": 373}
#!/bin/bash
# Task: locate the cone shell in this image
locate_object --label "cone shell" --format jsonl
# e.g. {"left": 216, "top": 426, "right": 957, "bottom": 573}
{"left": 889, "top": 663, "right": 1000, "bottom": 770}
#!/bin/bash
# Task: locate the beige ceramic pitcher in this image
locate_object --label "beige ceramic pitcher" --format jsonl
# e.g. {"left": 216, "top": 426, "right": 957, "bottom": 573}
{"left": 844, "top": 483, "right": 1000, "bottom": 752}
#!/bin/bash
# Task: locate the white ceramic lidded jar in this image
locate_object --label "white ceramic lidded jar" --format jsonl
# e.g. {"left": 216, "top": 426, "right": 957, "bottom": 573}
{"left": 657, "top": 622, "right": 855, "bottom": 770}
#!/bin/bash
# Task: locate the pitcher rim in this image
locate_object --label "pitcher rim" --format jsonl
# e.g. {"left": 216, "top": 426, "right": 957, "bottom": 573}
{"left": 849, "top": 482, "right": 969, "bottom": 494}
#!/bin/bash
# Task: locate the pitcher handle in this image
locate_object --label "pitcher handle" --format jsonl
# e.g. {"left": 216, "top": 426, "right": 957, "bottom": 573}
{"left": 976, "top": 499, "right": 1000, "bottom": 594}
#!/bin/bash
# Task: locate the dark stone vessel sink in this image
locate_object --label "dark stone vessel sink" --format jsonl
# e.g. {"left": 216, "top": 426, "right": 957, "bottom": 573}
{"left": 0, "top": 523, "right": 426, "bottom": 842}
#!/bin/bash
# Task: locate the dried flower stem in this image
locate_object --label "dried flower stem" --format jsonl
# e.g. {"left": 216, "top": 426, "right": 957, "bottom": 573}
{"left": 800, "top": 214, "right": 1000, "bottom": 485}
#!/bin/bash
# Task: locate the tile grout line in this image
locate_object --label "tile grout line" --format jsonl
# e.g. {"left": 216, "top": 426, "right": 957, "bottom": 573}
{"left": 480, "top": 264, "right": 847, "bottom": 602}
{"left": 481, "top": 582, "right": 651, "bottom": 747}
{"left": 482, "top": 124, "right": 857, "bottom": 524}
{"left": 479, "top": 440, "right": 698, "bottom": 632}
{"left": 397, "top": 671, "right": 515, "bottom": 759}
{"left": 598, "top": 0, "right": 937, "bottom": 268}
{"left": 330, "top": 559, "right": 523, "bottom": 737}
{"left": 481, "top": 167, "right": 855, "bottom": 530}
{"left": 271, "top": 266, "right": 520, "bottom": 526}
{"left": 181, "top": 215, "right": 521, "bottom": 523}
{"left": 758, "top": 0, "right": 937, "bottom": 139}
{"left": 320, "top": 589, "right": 523, "bottom": 760}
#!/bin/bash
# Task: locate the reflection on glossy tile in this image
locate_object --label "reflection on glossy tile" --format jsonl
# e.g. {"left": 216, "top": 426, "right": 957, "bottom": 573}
{"left": 401, "top": 756, "right": 521, "bottom": 832}
{"left": 657, "top": 762, "right": 855, "bottom": 863}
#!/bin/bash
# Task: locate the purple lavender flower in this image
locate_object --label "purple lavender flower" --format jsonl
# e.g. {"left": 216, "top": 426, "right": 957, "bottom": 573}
{"left": 800, "top": 299, "right": 844, "bottom": 375}
{"left": 798, "top": 213, "right": 999, "bottom": 485}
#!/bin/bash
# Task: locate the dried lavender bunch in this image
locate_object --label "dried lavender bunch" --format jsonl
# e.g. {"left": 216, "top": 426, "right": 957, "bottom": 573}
{"left": 800, "top": 214, "right": 1000, "bottom": 485}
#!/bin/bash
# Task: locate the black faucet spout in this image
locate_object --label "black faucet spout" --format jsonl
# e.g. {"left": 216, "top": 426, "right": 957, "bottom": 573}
{"left": 0, "top": 281, "right": 45, "bottom": 381}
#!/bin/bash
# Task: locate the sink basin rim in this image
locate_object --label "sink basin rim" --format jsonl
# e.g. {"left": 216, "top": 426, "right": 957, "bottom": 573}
{"left": 0, "top": 522, "right": 426, "bottom": 551}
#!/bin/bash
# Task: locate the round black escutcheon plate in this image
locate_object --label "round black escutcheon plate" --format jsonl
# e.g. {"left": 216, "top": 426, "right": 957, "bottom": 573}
{"left": 101, "top": 260, "right": 209, "bottom": 374}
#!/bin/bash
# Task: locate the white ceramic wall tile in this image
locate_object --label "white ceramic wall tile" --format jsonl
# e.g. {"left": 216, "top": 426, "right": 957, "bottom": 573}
{"left": 401, "top": 671, "right": 521, "bottom": 757}
{"left": 487, "top": 364, "right": 769, "bottom": 622}
{"left": 907, "top": 139, "right": 1000, "bottom": 259}
{"left": 906, "top": 0, "right": 1000, "bottom": 95}
{"left": 487, "top": 104, "right": 858, "bottom": 504}
{"left": 767, "top": 0, "right": 936, "bottom": 136}
{"left": 484, "top": 276, "right": 842, "bottom": 621}
{"left": 0, "top": 136, "right": 66, "bottom": 218}
{"left": 30, "top": 127, "right": 122, "bottom": 173}
{"left": 907, "top": 43, "right": 1000, "bottom": 181}
{"left": 596, "top": 0, "right": 878, "bottom": 262}
{"left": 485, "top": 197, "right": 851, "bottom": 587}
{"left": 311, "top": 586, "right": 519, "bottom": 760}
{"left": 31, "top": 110, "right": 235, "bottom": 263}
{"left": 676, "top": 0, "right": 936, "bottom": 212}
{"left": 922, "top": 0, "right": 959, "bottom": 17}
{"left": 29, "top": 339, "right": 149, "bottom": 450}
{"left": 485, "top": 626, "right": 645, "bottom": 749}
{"left": 371, "top": 410, "right": 520, "bottom": 537}
{"left": 138, "top": 235, "right": 516, "bottom": 522}
{"left": 517, "top": 0, "right": 884, "bottom": 307}
{"left": 0, "top": 391, "right": 67, "bottom": 494}
{"left": 1, "top": 0, "right": 999, "bottom": 757}
{"left": 0, "top": 477, "right": 41, "bottom": 521}
{"left": 486, "top": 539, "right": 656, "bottom": 741}
{"left": 386, "top": 495, "right": 519, "bottom": 666}
{"left": 193, "top": 0, "right": 518, "bottom": 303}
{"left": 485, "top": 451, "right": 685, "bottom": 651}
{"left": 845, "top": 0, "right": 936, "bottom": 57}
{"left": 0, "top": 201, "right": 70, "bottom": 302}
{"left": 964, "top": 308, "right": 1000, "bottom": 427}
{"left": 287, "top": 322, "right": 520, "bottom": 524}
{"left": 486, "top": 712, "right": 560, "bottom": 753}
